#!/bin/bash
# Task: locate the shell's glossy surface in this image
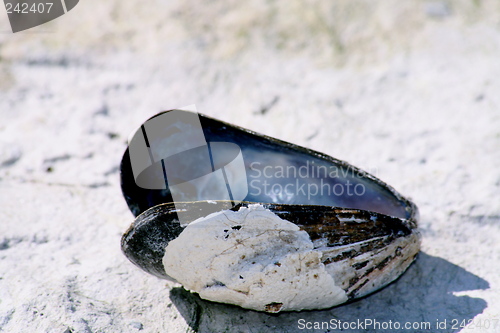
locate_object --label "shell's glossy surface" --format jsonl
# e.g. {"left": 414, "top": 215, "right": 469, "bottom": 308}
{"left": 120, "top": 111, "right": 415, "bottom": 220}
{"left": 120, "top": 109, "right": 421, "bottom": 311}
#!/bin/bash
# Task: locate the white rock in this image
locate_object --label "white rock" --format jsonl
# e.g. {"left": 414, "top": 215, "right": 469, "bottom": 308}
{"left": 162, "top": 204, "right": 347, "bottom": 312}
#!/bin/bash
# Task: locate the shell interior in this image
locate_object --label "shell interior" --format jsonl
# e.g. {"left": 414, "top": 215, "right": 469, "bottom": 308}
{"left": 121, "top": 111, "right": 414, "bottom": 220}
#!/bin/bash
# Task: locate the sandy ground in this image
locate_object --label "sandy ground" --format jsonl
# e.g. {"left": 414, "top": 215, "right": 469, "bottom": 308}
{"left": 0, "top": 1, "right": 499, "bottom": 332}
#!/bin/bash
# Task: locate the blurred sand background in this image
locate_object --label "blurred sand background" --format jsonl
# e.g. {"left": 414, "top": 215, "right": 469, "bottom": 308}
{"left": 0, "top": 0, "right": 499, "bottom": 332}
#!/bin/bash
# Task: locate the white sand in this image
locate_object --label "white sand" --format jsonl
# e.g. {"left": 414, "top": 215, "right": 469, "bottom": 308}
{"left": 0, "top": 1, "right": 499, "bottom": 332}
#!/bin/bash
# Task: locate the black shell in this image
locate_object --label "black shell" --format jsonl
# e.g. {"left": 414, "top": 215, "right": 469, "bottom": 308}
{"left": 120, "top": 110, "right": 420, "bottom": 288}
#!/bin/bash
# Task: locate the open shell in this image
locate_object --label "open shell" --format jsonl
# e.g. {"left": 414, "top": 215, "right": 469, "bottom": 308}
{"left": 120, "top": 110, "right": 420, "bottom": 312}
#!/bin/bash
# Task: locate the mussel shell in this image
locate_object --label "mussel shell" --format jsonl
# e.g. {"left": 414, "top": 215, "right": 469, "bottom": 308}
{"left": 120, "top": 109, "right": 421, "bottom": 306}
{"left": 121, "top": 201, "right": 420, "bottom": 300}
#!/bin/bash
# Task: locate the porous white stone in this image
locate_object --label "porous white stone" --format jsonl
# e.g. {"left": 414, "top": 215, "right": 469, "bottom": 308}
{"left": 162, "top": 204, "right": 347, "bottom": 312}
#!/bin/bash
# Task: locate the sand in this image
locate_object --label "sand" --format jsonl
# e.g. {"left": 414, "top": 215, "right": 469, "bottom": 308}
{"left": 0, "top": 1, "right": 499, "bottom": 332}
